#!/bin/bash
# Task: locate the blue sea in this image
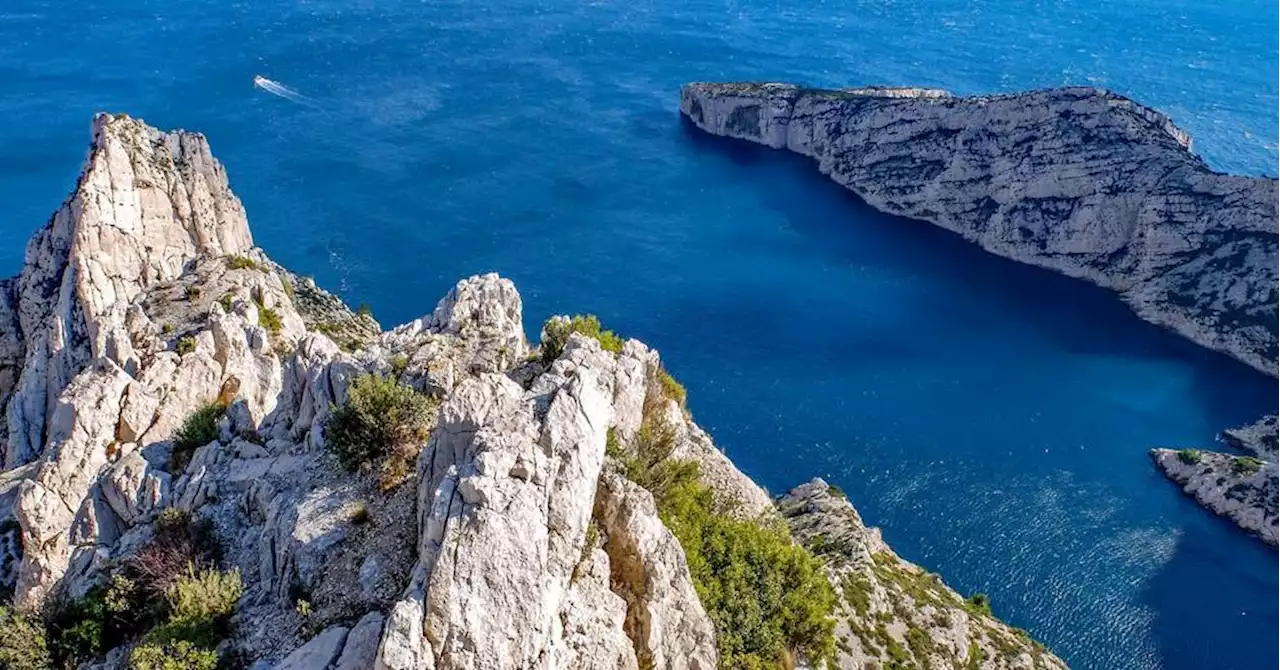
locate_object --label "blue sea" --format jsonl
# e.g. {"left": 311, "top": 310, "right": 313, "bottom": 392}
{"left": 1, "top": 1, "right": 1276, "bottom": 668}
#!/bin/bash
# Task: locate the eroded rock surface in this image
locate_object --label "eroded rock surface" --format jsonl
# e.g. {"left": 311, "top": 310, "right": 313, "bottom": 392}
{"left": 781, "top": 480, "right": 1067, "bottom": 670}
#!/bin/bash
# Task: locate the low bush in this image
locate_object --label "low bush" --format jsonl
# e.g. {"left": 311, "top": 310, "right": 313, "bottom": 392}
{"left": 129, "top": 639, "right": 218, "bottom": 670}
{"left": 618, "top": 413, "right": 836, "bottom": 669}
{"left": 154, "top": 568, "right": 242, "bottom": 648}
{"left": 175, "top": 335, "right": 196, "bottom": 356}
{"left": 225, "top": 256, "right": 258, "bottom": 271}
{"left": 258, "top": 305, "right": 282, "bottom": 335}
{"left": 539, "top": 314, "right": 624, "bottom": 363}
{"left": 218, "top": 294, "right": 234, "bottom": 312}
{"left": 656, "top": 368, "right": 687, "bottom": 409}
{"left": 42, "top": 576, "right": 152, "bottom": 669}
{"left": 171, "top": 404, "right": 225, "bottom": 473}
{"left": 184, "top": 286, "right": 201, "bottom": 300}
{"left": 326, "top": 374, "right": 436, "bottom": 489}
{"left": 127, "top": 568, "right": 242, "bottom": 670}
{"left": 0, "top": 606, "right": 51, "bottom": 670}
{"left": 1176, "top": 449, "right": 1201, "bottom": 466}
{"left": 965, "top": 593, "right": 993, "bottom": 617}
{"left": 1233, "top": 456, "right": 1265, "bottom": 476}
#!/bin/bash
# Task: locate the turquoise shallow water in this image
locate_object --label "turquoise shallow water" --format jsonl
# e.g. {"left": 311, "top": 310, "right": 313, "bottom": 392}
{"left": 1, "top": 1, "right": 1277, "bottom": 668}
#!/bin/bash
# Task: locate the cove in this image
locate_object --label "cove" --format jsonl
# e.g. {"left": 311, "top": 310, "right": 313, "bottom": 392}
{"left": 0, "top": 1, "right": 1276, "bottom": 668}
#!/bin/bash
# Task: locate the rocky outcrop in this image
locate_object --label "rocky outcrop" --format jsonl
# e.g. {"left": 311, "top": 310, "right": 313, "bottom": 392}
{"left": 5, "top": 114, "right": 253, "bottom": 469}
{"left": 680, "top": 82, "right": 1279, "bottom": 376}
{"left": 1150, "top": 449, "right": 1276, "bottom": 544}
{"left": 0, "top": 114, "right": 1067, "bottom": 669}
{"left": 781, "top": 480, "right": 1066, "bottom": 670}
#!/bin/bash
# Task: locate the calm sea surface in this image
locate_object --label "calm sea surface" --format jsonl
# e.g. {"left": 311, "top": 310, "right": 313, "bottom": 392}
{"left": 1, "top": 1, "right": 1276, "bottom": 668}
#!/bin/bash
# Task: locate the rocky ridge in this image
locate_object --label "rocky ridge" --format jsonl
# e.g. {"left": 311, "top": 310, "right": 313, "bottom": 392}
{"left": 0, "top": 115, "right": 1063, "bottom": 669}
{"left": 680, "top": 81, "right": 1279, "bottom": 547}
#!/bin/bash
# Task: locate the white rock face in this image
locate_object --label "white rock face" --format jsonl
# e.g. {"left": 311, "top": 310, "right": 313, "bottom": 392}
{"left": 595, "top": 474, "right": 717, "bottom": 670}
{"left": 6, "top": 114, "right": 253, "bottom": 468}
{"left": 376, "top": 368, "right": 616, "bottom": 669}
{"left": 681, "top": 83, "right": 1279, "bottom": 376}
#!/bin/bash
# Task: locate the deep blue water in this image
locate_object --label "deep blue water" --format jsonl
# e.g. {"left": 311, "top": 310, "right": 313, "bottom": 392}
{"left": 2, "top": 1, "right": 1277, "bottom": 668}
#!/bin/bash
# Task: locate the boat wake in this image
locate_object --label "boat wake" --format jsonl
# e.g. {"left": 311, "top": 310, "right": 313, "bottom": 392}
{"left": 253, "top": 75, "right": 316, "bottom": 107}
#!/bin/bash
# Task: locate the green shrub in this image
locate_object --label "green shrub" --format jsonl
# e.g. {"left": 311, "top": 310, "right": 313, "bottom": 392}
{"left": 326, "top": 374, "right": 436, "bottom": 489}
{"left": 282, "top": 278, "right": 296, "bottom": 304}
{"left": 258, "top": 305, "right": 282, "bottom": 335}
{"left": 162, "top": 322, "right": 174, "bottom": 335}
{"left": 540, "top": 315, "right": 624, "bottom": 363}
{"left": 125, "top": 567, "right": 240, "bottom": 670}
{"left": 0, "top": 606, "right": 51, "bottom": 670}
{"left": 826, "top": 483, "right": 847, "bottom": 499}
{"left": 389, "top": 353, "right": 410, "bottom": 376}
{"left": 656, "top": 368, "right": 687, "bottom": 409}
{"left": 171, "top": 404, "right": 225, "bottom": 473}
{"left": 129, "top": 639, "right": 218, "bottom": 670}
{"left": 965, "top": 593, "right": 993, "bottom": 617}
{"left": 619, "top": 415, "right": 836, "bottom": 669}
{"left": 1176, "top": 449, "right": 1201, "bottom": 465}
{"left": 1233, "top": 456, "right": 1265, "bottom": 476}
{"left": 225, "top": 256, "right": 258, "bottom": 271}
{"left": 218, "top": 294, "right": 235, "bottom": 312}
{"left": 185, "top": 286, "right": 201, "bottom": 300}
{"left": 42, "top": 579, "right": 150, "bottom": 669}
{"left": 175, "top": 335, "right": 196, "bottom": 355}
{"left": 137, "top": 568, "right": 242, "bottom": 653}
{"left": 357, "top": 303, "right": 374, "bottom": 318}
{"left": 349, "top": 502, "right": 371, "bottom": 525}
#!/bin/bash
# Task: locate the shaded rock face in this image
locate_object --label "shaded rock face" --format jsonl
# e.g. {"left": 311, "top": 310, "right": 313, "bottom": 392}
{"left": 680, "top": 82, "right": 1279, "bottom": 376}
{"left": 1, "top": 114, "right": 1068, "bottom": 669}
{"left": 780, "top": 480, "right": 1067, "bottom": 670}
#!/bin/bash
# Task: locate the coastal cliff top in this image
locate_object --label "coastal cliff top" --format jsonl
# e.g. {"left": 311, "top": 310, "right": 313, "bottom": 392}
{"left": 683, "top": 81, "right": 1199, "bottom": 156}
{"left": 0, "top": 114, "right": 1066, "bottom": 669}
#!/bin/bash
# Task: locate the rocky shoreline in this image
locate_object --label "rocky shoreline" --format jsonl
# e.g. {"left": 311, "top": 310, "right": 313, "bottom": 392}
{"left": 680, "top": 81, "right": 1279, "bottom": 547}
{"left": 0, "top": 115, "right": 1063, "bottom": 668}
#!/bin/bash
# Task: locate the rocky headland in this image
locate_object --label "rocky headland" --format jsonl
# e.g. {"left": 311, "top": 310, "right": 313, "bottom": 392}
{"left": 0, "top": 115, "right": 1063, "bottom": 669}
{"left": 680, "top": 82, "right": 1278, "bottom": 546}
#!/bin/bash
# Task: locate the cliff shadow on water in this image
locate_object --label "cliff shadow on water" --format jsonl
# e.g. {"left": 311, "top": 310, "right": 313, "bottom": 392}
{"left": 676, "top": 115, "right": 1275, "bottom": 428}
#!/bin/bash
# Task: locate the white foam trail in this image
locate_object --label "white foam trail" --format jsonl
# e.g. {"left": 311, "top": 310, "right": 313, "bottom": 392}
{"left": 253, "top": 75, "right": 316, "bottom": 107}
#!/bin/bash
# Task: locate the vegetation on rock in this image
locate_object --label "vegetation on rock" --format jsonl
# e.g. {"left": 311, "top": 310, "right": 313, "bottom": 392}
{"left": 327, "top": 374, "right": 437, "bottom": 490}
{"left": 0, "top": 606, "right": 50, "bottom": 670}
{"left": 612, "top": 372, "right": 837, "bottom": 669}
{"left": 540, "top": 314, "right": 624, "bottom": 362}
{"left": 171, "top": 404, "right": 226, "bottom": 473}
{"left": 258, "top": 305, "right": 283, "bottom": 335}
{"left": 224, "top": 255, "right": 258, "bottom": 271}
